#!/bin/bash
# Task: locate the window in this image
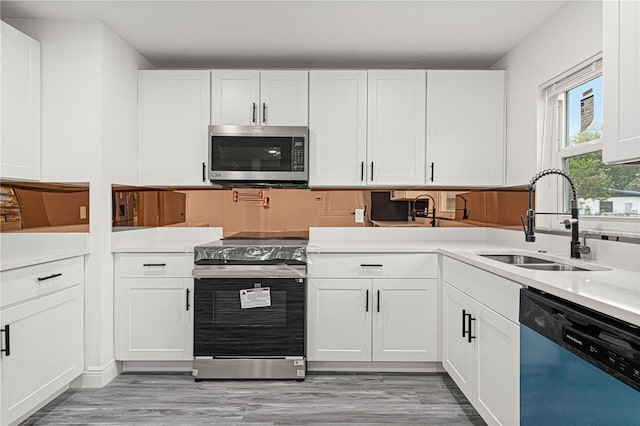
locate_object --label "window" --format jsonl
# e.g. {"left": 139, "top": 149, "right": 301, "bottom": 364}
{"left": 539, "top": 56, "right": 640, "bottom": 234}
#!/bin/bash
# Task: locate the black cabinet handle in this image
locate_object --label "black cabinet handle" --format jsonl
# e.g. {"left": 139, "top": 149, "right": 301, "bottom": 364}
{"left": 360, "top": 264, "right": 383, "bottom": 267}
{"left": 360, "top": 161, "right": 364, "bottom": 182}
{"left": 262, "top": 102, "right": 266, "bottom": 123}
{"left": 37, "top": 273, "right": 62, "bottom": 282}
{"left": 365, "top": 289, "right": 369, "bottom": 312}
{"left": 186, "top": 288, "right": 191, "bottom": 311}
{"left": 430, "top": 162, "right": 435, "bottom": 182}
{"left": 467, "top": 315, "right": 476, "bottom": 343}
{"left": 202, "top": 162, "right": 206, "bottom": 182}
{"left": 462, "top": 309, "right": 468, "bottom": 338}
{"left": 252, "top": 102, "right": 256, "bottom": 123}
{"left": 377, "top": 290, "right": 380, "bottom": 313}
{"left": 370, "top": 162, "right": 374, "bottom": 181}
{"left": 143, "top": 263, "right": 166, "bottom": 267}
{"left": 1, "top": 325, "right": 10, "bottom": 357}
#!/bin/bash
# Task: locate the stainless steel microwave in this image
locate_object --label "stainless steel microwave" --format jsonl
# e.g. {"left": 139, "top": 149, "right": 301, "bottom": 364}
{"left": 208, "top": 125, "right": 308, "bottom": 186}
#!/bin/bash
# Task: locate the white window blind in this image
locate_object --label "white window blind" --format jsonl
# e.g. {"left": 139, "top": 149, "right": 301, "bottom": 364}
{"left": 541, "top": 55, "right": 602, "bottom": 97}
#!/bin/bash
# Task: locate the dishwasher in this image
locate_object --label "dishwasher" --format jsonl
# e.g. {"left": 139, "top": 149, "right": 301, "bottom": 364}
{"left": 520, "top": 287, "right": 639, "bottom": 426}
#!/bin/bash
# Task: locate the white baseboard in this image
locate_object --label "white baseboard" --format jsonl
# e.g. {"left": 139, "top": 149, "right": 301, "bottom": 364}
{"left": 120, "top": 360, "right": 194, "bottom": 373}
{"left": 9, "top": 385, "right": 69, "bottom": 426}
{"left": 307, "top": 361, "right": 445, "bottom": 373}
{"left": 71, "top": 359, "right": 118, "bottom": 388}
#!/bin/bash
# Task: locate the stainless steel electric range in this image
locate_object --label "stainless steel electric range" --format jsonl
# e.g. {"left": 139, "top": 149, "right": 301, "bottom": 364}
{"left": 191, "top": 231, "right": 308, "bottom": 380}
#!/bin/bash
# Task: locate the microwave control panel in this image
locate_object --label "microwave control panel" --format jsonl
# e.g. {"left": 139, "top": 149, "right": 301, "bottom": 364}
{"left": 292, "top": 137, "right": 305, "bottom": 171}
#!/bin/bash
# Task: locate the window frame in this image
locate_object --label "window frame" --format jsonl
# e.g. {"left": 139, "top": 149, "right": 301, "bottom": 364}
{"left": 537, "top": 54, "right": 640, "bottom": 236}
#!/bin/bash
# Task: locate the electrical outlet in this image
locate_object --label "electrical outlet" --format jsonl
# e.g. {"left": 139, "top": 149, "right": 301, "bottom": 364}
{"left": 80, "top": 206, "right": 87, "bottom": 219}
{"left": 355, "top": 208, "right": 364, "bottom": 223}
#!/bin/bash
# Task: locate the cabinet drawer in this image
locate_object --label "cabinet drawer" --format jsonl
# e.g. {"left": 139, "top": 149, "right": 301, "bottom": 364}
{"left": 1, "top": 256, "right": 84, "bottom": 308}
{"left": 116, "top": 253, "right": 193, "bottom": 278}
{"left": 443, "top": 257, "right": 521, "bottom": 323}
{"left": 308, "top": 253, "right": 437, "bottom": 279}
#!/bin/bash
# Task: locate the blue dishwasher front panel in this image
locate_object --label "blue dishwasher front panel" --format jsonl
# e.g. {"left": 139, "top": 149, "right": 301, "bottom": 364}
{"left": 521, "top": 324, "right": 640, "bottom": 425}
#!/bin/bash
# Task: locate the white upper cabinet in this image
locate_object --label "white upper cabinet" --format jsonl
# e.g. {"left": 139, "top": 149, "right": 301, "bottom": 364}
{"left": 426, "top": 70, "right": 505, "bottom": 186}
{"left": 309, "top": 70, "right": 368, "bottom": 187}
{"left": 211, "top": 70, "right": 260, "bottom": 125}
{"left": 1, "top": 22, "right": 41, "bottom": 181}
{"left": 602, "top": 0, "right": 640, "bottom": 164}
{"left": 211, "top": 70, "right": 308, "bottom": 126}
{"left": 367, "top": 70, "right": 426, "bottom": 186}
{"left": 260, "top": 71, "right": 308, "bottom": 126}
{"left": 138, "top": 70, "right": 211, "bottom": 186}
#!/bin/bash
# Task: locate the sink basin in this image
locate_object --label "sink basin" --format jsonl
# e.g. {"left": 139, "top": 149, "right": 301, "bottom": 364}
{"left": 479, "top": 254, "right": 554, "bottom": 265}
{"left": 515, "top": 263, "right": 590, "bottom": 272}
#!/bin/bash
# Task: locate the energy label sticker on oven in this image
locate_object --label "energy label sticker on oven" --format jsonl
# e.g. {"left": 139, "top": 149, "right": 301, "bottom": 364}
{"left": 240, "top": 287, "right": 271, "bottom": 309}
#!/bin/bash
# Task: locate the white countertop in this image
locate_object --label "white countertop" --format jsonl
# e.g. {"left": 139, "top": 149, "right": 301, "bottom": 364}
{"left": 306, "top": 228, "right": 640, "bottom": 327}
{"left": 111, "top": 227, "right": 223, "bottom": 253}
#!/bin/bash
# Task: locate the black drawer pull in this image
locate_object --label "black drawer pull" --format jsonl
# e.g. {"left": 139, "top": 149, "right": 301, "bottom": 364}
{"left": 462, "top": 309, "right": 468, "bottom": 338}
{"left": 143, "top": 263, "right": 166, "bottom": 267}
{"left": 1, "top": 325, "right": 10, "bottom": 357}
{"left": 365, "top": 289, "right": 369, "bottom": 312}
{"left": 186, "top": 288, "right": 191, "bottom": 311}
{"left": 377, "top": 290, "right": 380, "bottom": 313}
{"left": 37, "top": 273, "right": 62, "bottom": 282}
{"left": 360, "top": 264, "right": 383, "bottom": 268}
{"left": 202, "top": 162, "right": 206, "bottom": 182}
{"left": 360, "top": 161, "right": 364, "bottom": 182}
{"left": 252, "top": 102, "right": 257, "bottom": 123}
{"left": 467, "top": 315, "right": 476, "bottom": 343}
{"left": 370, "top": 162, "right": 374, "bottom": 181}
{"left": 430, "top": 162, "right": 435, "bottom": 182}
{"left": 262, "top": 102, "right": 266, "bottom": 123}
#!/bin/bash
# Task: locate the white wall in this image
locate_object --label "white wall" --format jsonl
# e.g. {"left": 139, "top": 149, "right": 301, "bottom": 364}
{"left": 491, "top": 1, "right": 603, "bottom": 187}
{"left": 6, "top": 18, "right": 153, "bottom": 387}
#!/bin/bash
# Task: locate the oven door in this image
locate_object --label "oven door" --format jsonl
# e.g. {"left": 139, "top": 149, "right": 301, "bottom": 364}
{"left": 194, "top": 277, "right": 305, "bottom": 357}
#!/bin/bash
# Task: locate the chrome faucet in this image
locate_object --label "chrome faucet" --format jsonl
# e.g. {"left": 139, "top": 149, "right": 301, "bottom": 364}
{"left": 411, "top": 194, "right": 436, "bottom": 227}
{"left": 455, "top": 195, "right": 471, "bottom": 220}
{"left": 522, "top": 168, "right": 589, "bottom": 259}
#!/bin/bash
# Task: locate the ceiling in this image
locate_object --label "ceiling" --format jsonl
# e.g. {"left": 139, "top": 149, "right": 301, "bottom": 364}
{"left": 1, "top": 1, "right": 567, "bottom": 69}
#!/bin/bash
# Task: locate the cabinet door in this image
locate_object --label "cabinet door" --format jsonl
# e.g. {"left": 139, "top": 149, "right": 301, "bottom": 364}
{"left": 307, "top": 279, "right": 372, "bottom": 362}
{"left": 309, "top": 71, "right": 368, "bottom": 187}
{"left": 211, "top": 70, "right": 260, "bottom": 125}
{"left": 1, "top": 22, "right": 41, "bottom": 181}
{"left": 603, "top": 0, "right": 640, "bottom": 164}
{"left": 426, "top": 70, "right": 505, "bottom": 186}
{"left": 372, "top": 279, "right": 438, "bottom": 362}
{"left": 367, "top": 70, "right": 426, "bottom": 186}
{"left": 260, "top": 71, "right": 308, "bottom": 126}
{"left": 1, "top": 285, "right": 83, "bottom": 426}
{"left": 115, "top": 277, "right": 193, "bottom": 361}
{"left": 138, "top": 70, "right": 210, "bottom": 186}
{"left": 442, "top": 282, "right": 474, "bottom": 397}
{"left": 473, "top": 301, "right": 519, "bottom": 426}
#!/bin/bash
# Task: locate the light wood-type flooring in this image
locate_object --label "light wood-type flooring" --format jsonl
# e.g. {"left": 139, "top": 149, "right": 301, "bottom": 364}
{"left": 22, "top": 373, "right": 486, "bottom": 425}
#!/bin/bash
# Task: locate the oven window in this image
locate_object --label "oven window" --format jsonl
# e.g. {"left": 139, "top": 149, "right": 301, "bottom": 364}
{"left": 211, "top": 136, "right": 292, "bottom": 171}
{"left": 212, "top": 290, "right": 286, "bottom": 327}
{"left": 194, "top": 278, "right": 305, "bottom": 357}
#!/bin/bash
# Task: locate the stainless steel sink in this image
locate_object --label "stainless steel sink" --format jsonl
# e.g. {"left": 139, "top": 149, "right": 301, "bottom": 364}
{"left": 479, "top": 254, "right": 554, "bottom": 265}
{"left": 515, "top": 263, "right": 590, "bottom": 272}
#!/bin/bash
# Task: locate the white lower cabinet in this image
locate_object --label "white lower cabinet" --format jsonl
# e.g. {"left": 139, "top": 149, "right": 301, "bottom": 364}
{"left": 307, "top": 253, "right": 439, "bottom": 363}
{"left": 114, "top": 253, "right": 194, "bottom": 361}
{"left": 442, "top": 257, "right": 520, "bottom": 426}
{"left": 1, "top": 257, "right": 84, "bottom": 426}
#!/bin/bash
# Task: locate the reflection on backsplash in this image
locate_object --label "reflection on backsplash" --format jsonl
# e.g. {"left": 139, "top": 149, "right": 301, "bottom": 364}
{"left": 112, "top": 185, "right": 530, "bottom": 235}
{"left": 0, "top": 182, "right": 89, "bottom": 233}
{"left": 112, "top": 187, "right": 186, "bottom": 227}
